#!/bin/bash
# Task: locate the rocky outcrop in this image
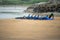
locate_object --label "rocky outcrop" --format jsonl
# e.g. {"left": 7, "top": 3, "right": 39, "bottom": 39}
{"left": 25, "top": 0, "right": 60, "bottom": 13}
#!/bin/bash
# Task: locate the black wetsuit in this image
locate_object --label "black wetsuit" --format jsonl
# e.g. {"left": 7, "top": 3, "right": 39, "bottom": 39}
{"left": 49, "top": 13, "right": 54, "bottom": 19}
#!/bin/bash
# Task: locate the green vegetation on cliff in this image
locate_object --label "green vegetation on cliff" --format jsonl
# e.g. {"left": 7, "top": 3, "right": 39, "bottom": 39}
{"left": 0, "top": 0, "right": 48, "bottom": 5}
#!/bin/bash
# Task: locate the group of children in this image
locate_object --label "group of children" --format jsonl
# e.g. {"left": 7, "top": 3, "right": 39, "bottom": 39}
{"left": 16, "top": 12, "right": 54, "bottom": 20}
{"left": 26, "top": 13, "right": 54, "bottom": 20}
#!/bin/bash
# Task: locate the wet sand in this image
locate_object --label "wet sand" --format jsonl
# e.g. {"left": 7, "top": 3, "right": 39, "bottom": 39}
{"left": 0, "top": 17, "right": 60, "bottom": 40}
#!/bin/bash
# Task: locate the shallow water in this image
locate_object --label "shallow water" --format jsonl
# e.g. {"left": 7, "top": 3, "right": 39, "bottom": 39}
{"left": 0, "top": 6, "right": 32, "bottom": 19}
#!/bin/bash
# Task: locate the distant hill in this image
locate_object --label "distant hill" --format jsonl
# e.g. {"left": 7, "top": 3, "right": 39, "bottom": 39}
{"left": 0, "top": 0, "right": 48, "bottom": 5}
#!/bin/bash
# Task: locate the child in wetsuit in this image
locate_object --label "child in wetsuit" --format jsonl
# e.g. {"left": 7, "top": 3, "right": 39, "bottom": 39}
{"left": 49, "top": 13, "right": 54, "bottom": 19}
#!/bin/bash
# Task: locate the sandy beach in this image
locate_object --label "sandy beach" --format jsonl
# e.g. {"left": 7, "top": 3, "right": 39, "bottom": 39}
{"left": 0, "top": 17, "right": 60, "bottom": 40}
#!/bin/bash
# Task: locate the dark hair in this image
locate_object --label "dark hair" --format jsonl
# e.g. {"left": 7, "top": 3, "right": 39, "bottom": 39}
{"left": 49, "top": 13, "right": 54, "bottom": 18}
